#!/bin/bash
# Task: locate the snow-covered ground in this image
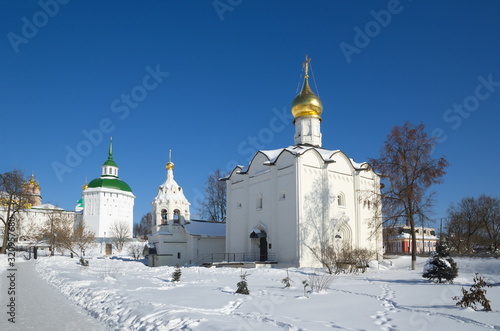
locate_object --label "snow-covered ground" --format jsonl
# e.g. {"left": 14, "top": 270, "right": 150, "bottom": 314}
{"left": 1, "top": 250, "right": 499, "bottom": 330}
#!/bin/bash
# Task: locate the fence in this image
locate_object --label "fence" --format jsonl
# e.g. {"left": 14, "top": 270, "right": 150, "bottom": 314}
{"left": 191, "top": 252, "right": 277, "bottom": 266}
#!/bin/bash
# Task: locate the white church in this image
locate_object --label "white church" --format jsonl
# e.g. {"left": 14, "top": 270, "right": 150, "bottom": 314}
{"left": 223, "top": 57, "right": 383, "bottom": 268}
{"left": 147, "top": 156, "right": 225, "bottom": 267}
{"left": 80, "top": 138, "right": 135, "bottom": 239}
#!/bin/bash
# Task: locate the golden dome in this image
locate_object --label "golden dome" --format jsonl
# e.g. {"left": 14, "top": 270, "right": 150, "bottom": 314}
{"left": 82, "top": 184, "right": 88, "bottom": 190}
{"left": 24, "top": 174, "right": 40, "bottom": 189}
{"left": 166, "top": 161, "right": 174, "bottom": 170}
{"left": 291, "top": 55, "right": 323, "bottom": 120}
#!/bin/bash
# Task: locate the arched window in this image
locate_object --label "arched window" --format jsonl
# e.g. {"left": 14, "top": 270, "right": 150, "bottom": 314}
{"left": 173, "top": 209, "right": 180, "bottom": 224}
{"left": 256, "top": 194, "right": 263, "bottom": 210}
{"left": 337, "top": 192, "right": 346, "bottom": 207}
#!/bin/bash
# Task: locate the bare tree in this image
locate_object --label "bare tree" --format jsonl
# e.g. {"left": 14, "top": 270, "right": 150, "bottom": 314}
{"left": 134, "top": 212, "right": 152, "bottom": 239}
{"left": 382, "top": 224, "right": 399, "bottom": 254}
{"left": 18, "top": 210, "right": 39, "bottom": 242}
{"left": 479, "top": 195, "right": 500, "bottom": 253}
{"left": 446, "top": 197, "right": 483, "bottom": 254}
{"left": 0, "top": 170, "right": 31, "bottom": 254}
{"left": 72, "top": 220, "right": 96, "bottom": 256}
{"left": 128, "top": 241, "right": 145, "bottom": 260}
{"left": 200, "top": 169, "right": 226, "bottom": 222}
{"left": 369, "top": 122, "right": 449, "bottom": 270}
{"left": 110, "top": 221, "right": 131, "bottom": 251}
{"left": 52, "top": 213, "right": 78, "bottom": 256}
{"left": 36, "top": 207, "right": 77, "bottom": 256}
{"left": 446, "top": 195, "right": 500, "bottom": 254}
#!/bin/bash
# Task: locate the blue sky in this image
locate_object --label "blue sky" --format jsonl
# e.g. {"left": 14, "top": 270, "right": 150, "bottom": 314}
{"left": 1, "top": 0, "right": 499, "bottom": 226}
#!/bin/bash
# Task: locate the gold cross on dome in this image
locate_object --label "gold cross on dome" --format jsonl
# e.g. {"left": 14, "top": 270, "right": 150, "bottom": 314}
{"left": 303, "top": 55, "right": 311, "bottom": 77}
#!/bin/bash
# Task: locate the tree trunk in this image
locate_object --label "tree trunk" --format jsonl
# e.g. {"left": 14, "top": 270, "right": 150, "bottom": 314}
{"left": 1, "top": 205, "right": 14, "bottom": 254}
{"left": 0, "top": 223, "right": 8, "bottom": 254}
{"left": 409, "top": 215, "right": 417, "bottom": 270}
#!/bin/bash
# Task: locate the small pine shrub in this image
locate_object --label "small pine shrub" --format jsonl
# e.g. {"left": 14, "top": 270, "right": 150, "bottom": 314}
{"left": 422, "top": 241, "right": 458, "bottom": 283}
{"left": 302, "top": 280, "right": 310, "bottom": 297}
{"left": 453, "top": 273, "right": 492, "bottom": 311}
{"left": 172, "top": 265, "right": 182, "bottom": 282}
{"left": 281, "top": 269, "right": 293, "bottom": 288}
{"left": 79, "top": 258, "right": 89, "bottom": 266}
{"left": 236, "top": 270, "right": 250, "bottom": 295}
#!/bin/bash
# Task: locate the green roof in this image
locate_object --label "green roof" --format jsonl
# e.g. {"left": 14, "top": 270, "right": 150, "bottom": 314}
{"left": 103, "top": 159, "right": 118, "bottom": 167}
{"left": 88, "top": 177, "right": 132, "bottom": 192}
{"left": 76, "top": 198, "right": 84, "bottom": 207}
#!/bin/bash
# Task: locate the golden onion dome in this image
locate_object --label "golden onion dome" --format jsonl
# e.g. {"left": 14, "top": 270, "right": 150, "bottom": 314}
{"left": 24, "top": 174, "right": 40, "bottom": 189}
{"left": 291, "top": 77, "right": 323, "bottom": 119}
{"left": 291, "top": 55, "right": 323, "bottom": 120}
{"left": 82, "top": 183, "right": 88, "bottom": 190}
{"left": 166, "top": 161, "right": 174, "bottom": 170}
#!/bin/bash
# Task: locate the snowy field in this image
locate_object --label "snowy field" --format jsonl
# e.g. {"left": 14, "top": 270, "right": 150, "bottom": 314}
{"left": 1, "top": 250, "right": 499, "bottom": 331}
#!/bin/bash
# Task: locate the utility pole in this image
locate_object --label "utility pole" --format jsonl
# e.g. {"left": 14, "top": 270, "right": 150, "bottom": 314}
{"left": 440, "top": 218, "right": 443, "bottom": 242}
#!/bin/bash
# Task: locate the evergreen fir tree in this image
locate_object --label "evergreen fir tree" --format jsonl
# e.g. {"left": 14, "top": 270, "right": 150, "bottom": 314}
{"left": 172, "top": 265, "right": 182, "bottom": 282}
{"left": 302, "top": 280, "right": 310, "bottom": 297}
{"left": 281, "top": 269, "right": 293, "bottom": 288}
{"left": 422, "top": 241, "right": 458, "bottom": 283}
{"left": 236, "top": 270, "right": 250, "bottom": 295}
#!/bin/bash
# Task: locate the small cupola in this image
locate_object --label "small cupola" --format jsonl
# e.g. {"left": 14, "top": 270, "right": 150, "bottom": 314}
{"left": 101, "top": 137, "right": 119, "bottom": 178}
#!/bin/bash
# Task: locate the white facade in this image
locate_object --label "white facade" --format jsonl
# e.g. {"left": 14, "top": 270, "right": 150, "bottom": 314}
{"left": 294, "top": 116, "right": 322, "bottom": 147}
{"left": 82, "top": 187, "right": 135, "bottom": 238}
{"left": 0, "top": 175, "right": 78, "bottom": 244}
{"left": 82, "top": 139, "right": 135, "bottom": 238}
{"left": 0, "top": 203, "right": 77, "bottom": 243}
{"left": 225, "top": 147, "right": 382, "bottom": 267}
{"left": 148, "top": 159, "right": 225, "bottom": 267}
{"left": 224, "top": 57, "right": 382, "bottom": 267}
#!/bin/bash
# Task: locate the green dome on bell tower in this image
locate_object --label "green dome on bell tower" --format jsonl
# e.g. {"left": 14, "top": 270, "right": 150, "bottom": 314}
{"left": 86, "top": 137, "right": 133, "bottom": 193}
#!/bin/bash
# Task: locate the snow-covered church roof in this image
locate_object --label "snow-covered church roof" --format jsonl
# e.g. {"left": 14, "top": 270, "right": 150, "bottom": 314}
{"left": 184, "top": 220, "right": 226, "bottom": 237}
{"left": 223, "top": 145, "right": 371, "bottom": 179}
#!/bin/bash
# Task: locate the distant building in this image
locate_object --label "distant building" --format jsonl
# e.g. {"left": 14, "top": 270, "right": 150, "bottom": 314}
{"left": 23, "top": 174, "right": 42, "bottom": 206}
{"left": 0, "top": 174, "right": 77, "bottom": 244}
{"left": 223, "top": 57, "right": 383, "bottom": 267}
{"left": 147, "top": 156, "right": 225, "bottom": 267}
{"left": 81, "top": 138, "right": 135, "bottom": 239}
{"left": 384, "top": 225, "right": 439, "bottom": 254}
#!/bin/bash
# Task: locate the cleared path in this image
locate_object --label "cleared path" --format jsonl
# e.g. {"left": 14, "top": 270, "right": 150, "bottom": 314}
{"left": 1, "top": 257, "right": 107, "bottom": 331}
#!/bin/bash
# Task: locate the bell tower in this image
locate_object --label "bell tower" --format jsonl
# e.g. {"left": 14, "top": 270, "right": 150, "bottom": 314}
{"left": 151, "top": 151, "right": 191, "bottom": 233}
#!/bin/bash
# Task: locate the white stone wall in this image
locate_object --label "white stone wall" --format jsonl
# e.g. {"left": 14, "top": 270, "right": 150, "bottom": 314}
{"left": 0, "top": 207, "right": 78, "bottom": 242}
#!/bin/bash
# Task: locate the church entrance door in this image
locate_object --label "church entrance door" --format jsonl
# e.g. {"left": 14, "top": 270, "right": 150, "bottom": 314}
{"left": 259, "top": 237, "right": 268, "bottom": 261}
